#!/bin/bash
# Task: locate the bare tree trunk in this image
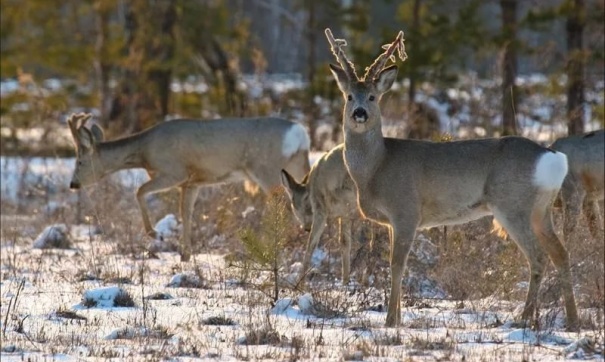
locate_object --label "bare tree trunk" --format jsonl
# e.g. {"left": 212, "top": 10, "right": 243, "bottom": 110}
{"left": 147, "top": 0, "right": 176, "bottom": 120}
{"left": 108, "top": 1, "right": 138, "bottom": 136}
{"left": 108, "top": 0, "right": 176, "bottom": 134}
{"left": 407, "top": 0, "right": 421, "bottom": 107}
{"left": 500, "top": 0, "right": 518, "bottom": 136}
{"left": 306, "top": 0, "right": 319, "bottom": 150}
{"left": 566, "top": 0, "right": 585, "bottom": 135}
{"left": 93, "top": 1, "right": 112, "bottom": 128}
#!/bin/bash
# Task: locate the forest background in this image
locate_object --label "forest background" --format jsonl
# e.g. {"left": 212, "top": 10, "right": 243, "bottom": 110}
{"left": 1, "top": 0, "right": 603, "bottom": 155}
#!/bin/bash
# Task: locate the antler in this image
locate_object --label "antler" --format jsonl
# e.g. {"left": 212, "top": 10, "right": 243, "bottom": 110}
{"left": 363, "top": 31, "right": 407, "bottom": 82}
{"left": 325, "top": 28, "right": 359, "bottom": 80}
{"left": 67, "top": 112, "right": 92, "bottom": 139}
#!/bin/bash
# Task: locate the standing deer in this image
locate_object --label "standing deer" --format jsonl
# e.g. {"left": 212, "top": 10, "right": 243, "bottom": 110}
{"left": 325, "top": 28, "right": 578, "bottom": 329}
{"left": 281, "top": 143, "right": 360, "bottom": 285}
{"left": 67, "top": 113, "right": 310, "bottom": 262}
{"left": 550, "top": 130, "right": 604, "bottom": 242}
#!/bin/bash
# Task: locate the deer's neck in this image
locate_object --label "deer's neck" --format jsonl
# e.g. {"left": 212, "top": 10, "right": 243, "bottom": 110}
{"left": 98, "top": 134, "right": 146, "bottom": 174}
{"left": 343, "top": 127, "right": 386, "bottom": 188}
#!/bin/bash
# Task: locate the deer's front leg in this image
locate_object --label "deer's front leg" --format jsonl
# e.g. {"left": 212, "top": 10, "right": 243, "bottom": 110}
{"left": 386, "top": 221, "right": 416, "bottom": 327}
{"left": 339, "top": 218, "right": 353, "bottom": 285}
{"left": 136, "top": 175, "right": 181, "bottom": 239}
{"left": 179, "top": 186, "right": 200, "bottom": 262}
{"left": 301, "top": 213, "right": 328, "bottom": 285}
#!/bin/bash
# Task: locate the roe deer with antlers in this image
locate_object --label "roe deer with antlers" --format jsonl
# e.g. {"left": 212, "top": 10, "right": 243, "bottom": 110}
{"left": 325, "top": 28, "right": 578, "bottom": 329}
{"left": 551, "top": 130, "right": 604, "bottom": 242}
{"left": 67, "top": 113, "right": 310, "bottom": 262}
{"left": 281, "top": 144, "right": 362, "bottom": 285}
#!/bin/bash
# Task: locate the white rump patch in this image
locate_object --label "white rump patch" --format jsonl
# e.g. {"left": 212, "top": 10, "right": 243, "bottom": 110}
{"left": 282, "top": 123, "right": 310, "bottom": 158}
{"left": 533, "top": 151, "right": 568, "bottom": 190}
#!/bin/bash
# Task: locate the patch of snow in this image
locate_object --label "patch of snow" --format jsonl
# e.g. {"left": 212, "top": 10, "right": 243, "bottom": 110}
{"left": 167, "top": 272, "right": 203, "bottom": 288}
{"left": 32, "top": 224, "right": 71, "bottom": 249}
{"left": 310, "top": 248, "right": 327, "bottom": 267}
{"left": 289, "top": 262, "right": 303, "bottom": 273}
{"left": 506, "top": 329, "right": 571, "bottom": 346}
{"left": 296, "top": 293, "right": 315, "bottom": 315}
{"left": 74, "top": 286, "right": 134, "bottom": 309}
{"left": 564, "top": 337, "right": 599, "bottom": 359}
{"left": 0, "top": 79, "right": 19, "bottom": 96}
{"left": 241, "top": 206, "right": 255, "bottom": 218}
{"left": 271, "top": 298, "right": 295, "bottom": 314}
{"left": 154, "top": 214, "right": 181, "bottom": 239}
{"left": 70, "top": 224, "right": 102, "bottom": 240}
{"left": 104, "top": 326, "right": 169, "bottom": 340}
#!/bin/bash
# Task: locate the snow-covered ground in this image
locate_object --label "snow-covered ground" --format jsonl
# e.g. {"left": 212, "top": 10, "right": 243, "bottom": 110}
{"left": 1, "top": 234, "right": 602, "bottom": 361}
{"left": 1, "top": 154, "right": 603, "bottom": 361}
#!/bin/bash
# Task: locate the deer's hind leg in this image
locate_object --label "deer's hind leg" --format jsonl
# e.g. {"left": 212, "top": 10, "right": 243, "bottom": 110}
{"left": 583, "top": 199, "right": 603, "bottom": 240}
{"left": 560, "top": 178, "right": 584, "bottom": 243}
{"left": 532, "top": 192, "right": 579, "bottom": 331}
{"left": 491, "top": 207, "right": 548, "bottom": 326}
{"left": 492, "top": 192, "right": 579, "bottom": 331}
{"left": 179, "top": 185, "right": 200, "bottom": 262}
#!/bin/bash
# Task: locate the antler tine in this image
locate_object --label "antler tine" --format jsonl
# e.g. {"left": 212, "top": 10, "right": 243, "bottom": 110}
{"left": 325, "top": 28, "right": 358, "bottom": 80}
{"left": 71, "top": 112, "right": 92, "bottom": 129}
{"left": 364, "top": 31, "right": 407, "bottom": 81}
{"left": 67, "top": 112, "right": 92, "bottom": 140}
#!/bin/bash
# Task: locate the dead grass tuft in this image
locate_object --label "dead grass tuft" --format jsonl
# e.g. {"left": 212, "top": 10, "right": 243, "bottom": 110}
{"left": 202, "top": 315, "right": 236, "bottom": 326}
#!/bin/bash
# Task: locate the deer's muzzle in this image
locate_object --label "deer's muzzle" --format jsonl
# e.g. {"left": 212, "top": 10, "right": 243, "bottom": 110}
{"left": 352, "top": 107, "right": 368, "bottom": 123}
{"left": 69, "top": 181, "right": 80, "bottom": 189}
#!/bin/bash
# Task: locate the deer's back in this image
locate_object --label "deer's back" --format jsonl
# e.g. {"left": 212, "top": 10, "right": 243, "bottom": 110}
{"left": 308, "top": 144, "right": 357, "bottom": 218}
{"left": 355, "top": 136, "right": 552, "bottom": 227}
{"left": 138, "top": 118, "right": 307, "bottom": 183}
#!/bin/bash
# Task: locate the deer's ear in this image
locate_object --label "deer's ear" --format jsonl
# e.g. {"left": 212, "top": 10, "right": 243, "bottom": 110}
{"left": 375, "top": 64, "right": 398, "bottom": 94}
{"left": 90, "top": 124, "right": 105, "bottom": 143}
{"left": 77, "top": 127, "right": 95, "bottom": 150}
{"left": 329, "top": 63, "right": 350, "bottom": 94}
{"left": 280, "top": 170, "right": 298, "bottom": 196}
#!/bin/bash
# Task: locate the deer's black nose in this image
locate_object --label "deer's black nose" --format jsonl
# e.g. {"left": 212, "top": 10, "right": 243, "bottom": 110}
{"left": 352, "top": 107, "right": 368, "bottom": 123}
{"left": 70, "top": 181, "right": 80, "bottom": 189}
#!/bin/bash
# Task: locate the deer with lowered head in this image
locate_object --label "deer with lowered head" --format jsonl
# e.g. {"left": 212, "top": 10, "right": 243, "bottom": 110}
{"left": 324, "top": 28, "right": 578, "bottom": 329}
{"left": 550, "top": 130, "right": 604, "bottom": 242}
{"left": 281, "top": 143, "right": 365, "bottom": 285}
{"left": 67, "top": 113, "right": 310, "bottom": 262}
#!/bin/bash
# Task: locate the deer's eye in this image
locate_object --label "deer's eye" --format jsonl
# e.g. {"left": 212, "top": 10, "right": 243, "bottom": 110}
{"left": 369, "top": 95, "right": 375, "bottom": 102}
{"left": 347, "top": 95, "right": 353, "bottom": 101}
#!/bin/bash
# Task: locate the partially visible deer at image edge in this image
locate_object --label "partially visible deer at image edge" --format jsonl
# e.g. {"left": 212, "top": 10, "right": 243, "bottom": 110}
{"left": 550, "top": 130, "right": 604, "bottom": 243}
{"left": 325, "top": 28, "right": 579, "bottom": 330}
{"left": 67, "top": 113, "right": 310, "bottom": 262}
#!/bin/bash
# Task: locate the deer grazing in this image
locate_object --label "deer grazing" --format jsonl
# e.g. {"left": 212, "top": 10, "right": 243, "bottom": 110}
{"left": 281, "top": 144, "right": 360, "bottom": 285}
{"left": 324, "top": 28, "right": 579, "bottom": 329}
{"left": 67, "top": 113, "right": 310, "bottom": 262}
{"left": 550, "top": 130, "right": 604, "bottom": 242}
